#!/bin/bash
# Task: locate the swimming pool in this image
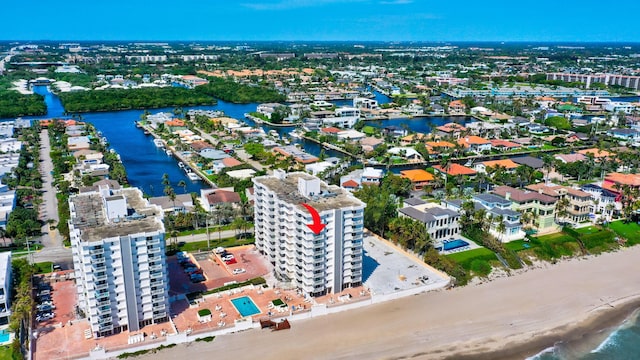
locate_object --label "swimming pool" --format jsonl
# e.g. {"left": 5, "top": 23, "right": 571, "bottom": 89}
{"left": 442, "top": 239, "right": 469, "bottom": 251}
{"left": 0, "top": 328, "right": 10, "bottom": 343}
{"left": 231, "top": 296, "right": 261, "bottom": 317}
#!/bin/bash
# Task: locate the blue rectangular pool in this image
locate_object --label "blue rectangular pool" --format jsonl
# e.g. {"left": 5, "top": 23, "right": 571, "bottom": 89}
{"left": 231, "top": 296, "right": 261, "bottom": 317}
{"left": 443, "top": 239, "right": 469, "bottom": 251}
{"left": 0, "top": 328, "right": 10, "bottom": 343}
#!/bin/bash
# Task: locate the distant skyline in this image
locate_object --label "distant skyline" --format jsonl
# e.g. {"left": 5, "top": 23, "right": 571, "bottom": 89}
{"left": 3, "top": 0, "right": 640, "bottom": 42}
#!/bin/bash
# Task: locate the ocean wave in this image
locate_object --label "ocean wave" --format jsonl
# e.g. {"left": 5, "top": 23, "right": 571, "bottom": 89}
{"left": 589, "top": 308, "right": 640, "bottom": 355}
{"left": 526, "top": 345, "right": 560, "bottom": 360}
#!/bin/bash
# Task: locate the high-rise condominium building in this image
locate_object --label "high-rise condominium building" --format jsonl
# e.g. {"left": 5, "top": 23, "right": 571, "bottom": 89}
{"left": 69, "top": 185, "right": 168, "bottom": 338}
{"left": 253, "top": 170, "right": 366, "bottom": 297}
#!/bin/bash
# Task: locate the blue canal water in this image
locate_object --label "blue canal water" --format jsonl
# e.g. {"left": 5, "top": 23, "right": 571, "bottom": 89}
{"left": 3, "top": 86, "right": 475, "bottom": 194}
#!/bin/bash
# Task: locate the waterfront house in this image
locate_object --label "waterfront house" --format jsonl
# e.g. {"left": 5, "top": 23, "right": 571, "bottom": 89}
{"left": 400, "top": 169, "right": 435, "bottom": 190}
{"left": 398, "top": 202, "right": 461, "bottom": 245}
{"left": 603, "top": 172, "right": 640, "bottom": 192}
{"left": 388, "top": 147, "right": 423, "bottom": 162}
{"left": 337, "top": 129, "right": 366, "bottom": 141}
{"left": 436, "top": 123, "right": 466, "bottom": 139}
{"left": 358, "top": 137, "right": 384, "bottom": 153}
{"left": 490, "top": 139, "right": 522, "bottom": 151}
{"left": 273, "top": 145, "right": 319, "bottom": 164}
{"left": 200, "top": 188, "right": 241, "bottom": 212}
{"left": 448, "top": 100, "right": 466, "bottom": 115}
{"left": 320, "top": 127, "right": 342, "bottom": 136}
{"left": 457, "top": 136, "right": 492, "bottom": 154}
{"left": 580, "top": 184, "right": 620, "bottom": 219}
{"left": 430, "top": 104, "right": 445, "bottom": 115}
{"left": 400, "top": 133, "right": 428, "bottom": 146}
{"left": 526, "top": 184, "right": 593, "bottom": 224}
{"left": 199, "top": 149, "right": 230, "bottom": 161}
{"left": 67, "top": 136, "right": 91, "bottom": 151}
{"left": 492, "top": 186, "right": 558, "bottom": 232}
{"left": 554, "top": 153, "right": 587, "bottom": 164}
{"left": 383, "top": 126, "right": 408, "bottom": 137}
{"left": 511, "top": 156, "right": 544, "bottom": 170}
{"left": 432, "top": 163, "right": 477, "bottom": 177}
{"left": 339, "top": 167, "right": 384, "bottom": 191}
{"left": 475, "top": 159, "right": 519, "bottom": 174}
{"left": 149, "top": 193, "right": 194, "bottom": 214}
{"left": 576, "top": 148, "right": 612, "bottom": 161}
{"left": 607, "top": 128, "right": 640, "bottom": 143}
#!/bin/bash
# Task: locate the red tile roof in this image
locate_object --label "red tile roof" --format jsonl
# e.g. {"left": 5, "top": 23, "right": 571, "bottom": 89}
{"left": 342, "top": 179, "right": 359, "bottom": 188}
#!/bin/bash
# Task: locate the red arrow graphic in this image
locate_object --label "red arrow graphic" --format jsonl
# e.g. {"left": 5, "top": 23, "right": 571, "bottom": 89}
{"left": 301, "top": 203, "right": 326, "bottom": 235}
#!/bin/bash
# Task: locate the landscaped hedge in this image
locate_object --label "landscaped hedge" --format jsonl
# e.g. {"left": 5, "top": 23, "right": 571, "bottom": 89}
{"left": 202, "top": 277, "right": 266, "bottom": 295}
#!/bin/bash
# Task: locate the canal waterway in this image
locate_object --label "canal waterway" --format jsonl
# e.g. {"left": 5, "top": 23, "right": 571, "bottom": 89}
{"left": 3, "top": 86, "right": 478, "bottom": 194}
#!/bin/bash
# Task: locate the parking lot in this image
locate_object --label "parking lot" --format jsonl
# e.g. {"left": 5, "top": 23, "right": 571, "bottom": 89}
{"left": 168, "top": 245, "right": 271, "bottom": 296}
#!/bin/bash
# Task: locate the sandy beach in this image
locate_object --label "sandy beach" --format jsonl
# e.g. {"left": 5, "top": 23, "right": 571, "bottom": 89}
{"left": 141, "top": 246, "right": 640, "bottom": 360}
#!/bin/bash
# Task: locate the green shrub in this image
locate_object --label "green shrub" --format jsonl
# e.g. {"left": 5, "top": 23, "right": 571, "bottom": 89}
{"left": 197, "top": 309, "right": 211, "bottom": 317}
{"left": 195, "top": 336, "right": 215, "bottom": 342}
{"left": 469, "top": 259, "right": 492, "bottom": 277}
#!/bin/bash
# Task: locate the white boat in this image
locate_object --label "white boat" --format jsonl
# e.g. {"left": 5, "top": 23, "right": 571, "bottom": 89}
{"left": 187, "top": 173, "right": 200, "bottom": 181}
{"left": 153, "top": 139, "right": 165, "bottom": 148}
{"left": 288, "top": 130, "right": 302, "bottom": 139}
{"left": 178, "top": 162, "right": 185, "bottom": 168}
{"left": 165, "top": 149, "right": 172, "bottom": 156}
{"left": 268, "top": 130, "right": 279, "bottom": 138}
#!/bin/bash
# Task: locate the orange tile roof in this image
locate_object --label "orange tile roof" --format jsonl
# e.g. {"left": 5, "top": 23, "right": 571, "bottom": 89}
{"left": 400, "top": 169, "right": 435, "bottom": 183}
{"left": 458, "top": 135, "right": 490, "bottom": 147}
{"left": 449, "top": 100, "right": 466, "bottom": 108}
{"left": 342, "top": 179, "right": 359, "bottom": 188}
{"left": 481, "top": 159, "right": 519, "bottom": 169}
{"left": 577, "top": 148, "right": 612, "bottom": 158}
{"left": 321, "top": 127, "right": 342, "bottom": 134}
{"left": 401, "top": 133, "right": 428, "bottom": 142}
{"left": 433, "top": 163, "right": 477, "bottom": 176}
{"left": 425, "top": 141, "right": 456, "bottom": 148}
{"left": 490, "top": 139, "right": 522, "bottom": 148}
{"left": 604, "top": 172, "right": 640, "bottom": 187}
{"left": 222, "top": 157, "right": 243, "bottom": 167}
{"left": 437, "top": 123, "right": 466, "bottom": 132}
{"left": 165, "top": 119, "right": 185, "bottom": 127}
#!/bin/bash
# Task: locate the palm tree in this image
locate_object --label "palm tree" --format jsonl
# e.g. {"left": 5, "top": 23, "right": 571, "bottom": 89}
{"left": 177, "top": 180, "right": 187, "bottom": 194}
{"left": 496, "top": 216, "right": 507, "bottom": 243}
{"left": 555, "top": 197, "right": 570, "bottom": 225}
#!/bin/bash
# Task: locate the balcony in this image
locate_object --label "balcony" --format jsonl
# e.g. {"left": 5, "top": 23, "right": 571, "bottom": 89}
{"left": 148, "top": 247, "right": 161, "bottom": 254}
{"left": 89, "top": 248, "right": 104, "bottom": 256}
{"left": 98, "top": 306, "right": 111, "bottom": 315}
{"left": 96, "top": 299, "right": 111, "bottom": 308}
{"left": 93, "top": 273, "right": 108, "bottom": 282}
{"left": 147, "top": 239, "right": 160, "bottom": 246}
{"left": 151, "top": 288, "right": 165, "bottom": 296}
{"left": 94, "top": 282, "right": 109, "bottom": 291}
{"left": 149, "top": 264, "right": 163, "bottom": 272}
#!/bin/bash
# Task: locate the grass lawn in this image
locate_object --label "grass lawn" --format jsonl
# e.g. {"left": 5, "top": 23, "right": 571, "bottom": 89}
{"left": 0, "top": 346, "right": 17, "bottom": 360}
{"left": 446, "top": 248, "right": 496, "bottom": 267}
{"left": 608, "top": 221, "right": 640, "bottom": 246}
{"left": 34, "top": 261, "right": 53, "bottom": 274}
{"left": 504, "top": 240, "right": 538, "bottom": 252}
{"left": 176, "top": 225, "right": 237, "bottom": 237}
{"left": 574, "top": 226, "right": 601, "bottom": 235}
{"left": 535, "top": 232, "right": 576, "bottom": 244}
{"left": 175, "top": 237, "right": 254, "bottom": 252}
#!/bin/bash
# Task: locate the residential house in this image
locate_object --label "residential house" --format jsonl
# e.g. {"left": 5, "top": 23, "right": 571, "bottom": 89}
{"left": 388, "top": 147, "right": 423, "bottom": 162}
{"left": 339, "top": 167, "right": 384, "bottom": 191}
{"left": 358, "top": 137, "right": 384, "bottom": 153}
{"left": 200, "top": 188, "right": 241, "bottom": 212}
{"left": 576, "top": 148, "right": 612, "bottom": 161}
{"left": 0, "top": 185, "right": 16, "bottom": 230}
{"left": 475, "top": 159, "right": 519, "bottom": 174}
{"left": 602, "top": 172, "right": 640, "bottom": 193}
{"left": 511, "top": 156, "right": 544, "bottom": 170}
{"left": 398, "top": 202, "right": 461, "bottom": 246}
{"left": 554, "top": 153, "right": 587, "bottom": 164}
{"left": 581, "top": 184, "right": 621, "bottom": 219}
{"left": 457, "top": 136, "right": 492, "bottom": 154}
{"left": 149, "top": 193, "right": 195, "bottom": 214}
{"left": 273, "top": 145, "right": 319, "bottom": 164}
{"left": 448, "top": 100, "right": 466, "bottom": 115}
{"left": 526, "top": 184, "right": 593, "bottom": 224}
{"left": 432, "top": 163, "right": 477, "bottom": 177}
{"left": 400, "top": 169, "right": 435, "bottom": 190}
{"left": 436, "top": 123, "right": 466, "bottom": 139}
{"left": 490, "top": 139, "right": 522, "bottom": 151}
{"left": 493, "top": 186, "right": 558, "bottom": 232}
{"left": 199, "top": 149, "right": 230, "bottom": 161}
{"left": 383, "top": 126, "right": 408, "bottom": 137}
{"left": 607, "top": 128, "right": 640, "bottom": 143}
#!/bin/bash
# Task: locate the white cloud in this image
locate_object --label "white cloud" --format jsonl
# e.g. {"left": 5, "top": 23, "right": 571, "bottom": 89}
{"left": 379, "top": 0, "right": 413, "bottom": 4}
{"left": 242, "top": 0, "right": 366, "bottom": 11}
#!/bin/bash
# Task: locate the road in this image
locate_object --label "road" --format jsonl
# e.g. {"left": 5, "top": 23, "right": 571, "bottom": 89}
{"left": 193, "top": 126, "right": 267, "bottom": 172}
{"left": 34, "top": 129, "right": 72, "bottom": 267}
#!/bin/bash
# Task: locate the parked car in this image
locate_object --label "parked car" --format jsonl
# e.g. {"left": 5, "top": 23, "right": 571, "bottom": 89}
{"left": 38, "top": 300, "right": 54, "bottom": 307}
{"left": 37, "top": 295, "right": 52, "bottom": 302}
{"left": 190, "top": 274, "right": 205, "bottom": 283}
{"left": 36, "top": 312, "right": 54, "bottom": 322}
{"left": 232, "top": 268, "right": 246, "bottom": 275}
{"left": 221, "top": 254, "right": 234, "bottom": 261}
{"left": 38, "top": 290, "right": 51, "bottom": 296}
{"left": 185, "top": 267, "right": 201, "bottom": 275}
{"left": 37, "top": 304, "right": 56, "bottom": 312}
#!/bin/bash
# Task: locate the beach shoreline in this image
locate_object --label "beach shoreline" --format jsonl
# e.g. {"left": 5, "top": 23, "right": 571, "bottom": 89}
{"left": 141, "top": 247, "right": 640, "bottom": 360}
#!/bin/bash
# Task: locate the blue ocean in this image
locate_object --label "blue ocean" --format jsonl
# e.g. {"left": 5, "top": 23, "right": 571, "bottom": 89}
{"left": 529, "top": 309, "right": 640, "bottom": 360}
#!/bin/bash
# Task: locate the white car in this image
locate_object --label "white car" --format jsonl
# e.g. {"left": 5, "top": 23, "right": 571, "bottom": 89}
{"left": 221, "top": 254, "right": 234, "bottom": 261}
{"left": 232, "top": 268, "right": 246, "bottom": 275}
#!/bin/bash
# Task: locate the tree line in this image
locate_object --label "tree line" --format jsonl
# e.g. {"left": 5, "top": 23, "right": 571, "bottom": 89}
{"left": 0, "top": 92, "right": 46, "bottom": 118}
{"left": 58, "top": 87, "right": 218, "bottom": 113}
{"left": 195, "top": 77, "right": 286, "bottom": 104}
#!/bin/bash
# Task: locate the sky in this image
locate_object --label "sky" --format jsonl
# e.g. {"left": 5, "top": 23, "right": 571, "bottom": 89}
{"left": 3, "top": 0, "right": 640, "bottom": 42}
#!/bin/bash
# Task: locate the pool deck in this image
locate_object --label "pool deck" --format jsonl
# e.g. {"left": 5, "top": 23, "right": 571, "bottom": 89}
{"left": 438, "top": 235, "right": 482, "bottom": 255}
